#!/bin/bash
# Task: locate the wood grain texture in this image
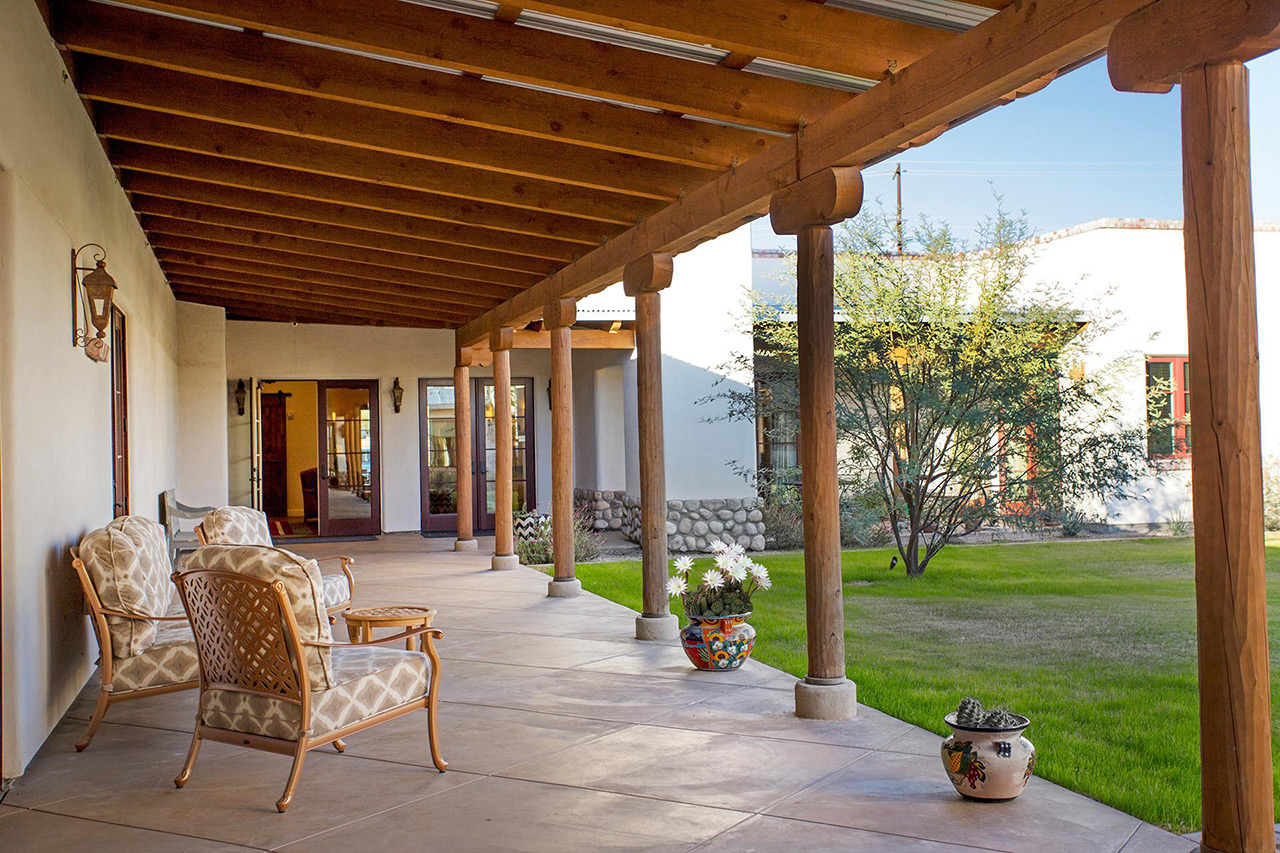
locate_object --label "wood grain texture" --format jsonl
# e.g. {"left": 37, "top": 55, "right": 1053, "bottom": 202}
{"left": 549, "top": 323, "right": 575, "bottom": 581}
{"left": 796, "top": 224, "right": 844, "bottom": 682}
{"left": 768, "top": 167, "right": 864, "bottom": 235}
{"left": 1180, "top": 61, "right": 1274, "bottom": 853}
{"left": 633, "top": 287, "right": 669, "bottom": 617}
{"left": 491, "top": 331, "right": 516, "bottom": 558}
{"left": 455, "top": 361, "right": 474, "bottom": 542}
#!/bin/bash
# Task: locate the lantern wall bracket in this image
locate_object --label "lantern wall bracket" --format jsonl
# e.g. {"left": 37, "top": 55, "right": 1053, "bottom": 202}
{"left": 71, "top": 243, "right": 117, "bottom": 363}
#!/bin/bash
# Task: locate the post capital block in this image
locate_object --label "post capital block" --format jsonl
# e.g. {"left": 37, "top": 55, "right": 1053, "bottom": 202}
{"left": 489, "top": 325, "right": 514, "bottom": 352}
{"left": 543, "top": 297, "right": 577, "bottom": 330}
{"left": 455, "top": 344, "right": 476, "bottom": 368}
{"left": 623, "top": 253, "right": 674, "bottom": 297}
{"left": 1108, "top": 0, "right": 1280, "bottom": 93}
{"left": 769, "top": 167, "right": 864, "bottom": 235}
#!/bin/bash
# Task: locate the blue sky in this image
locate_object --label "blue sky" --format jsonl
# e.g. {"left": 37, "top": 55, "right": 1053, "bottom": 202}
{"left": 751, "top": 52, "right": 1280, "bottom": 250}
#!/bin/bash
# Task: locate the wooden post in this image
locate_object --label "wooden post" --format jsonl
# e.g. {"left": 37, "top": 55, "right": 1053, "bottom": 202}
{"left": 1108, "top": 9, "right": 1278, "bottom": 847}
{"left": 769, "top": 167, "right": 863, "bottom": 720}
{"left": 453, "top": 345, "right": 477, "bottom": 551}
{"left": 546, "top": 297, "right": 582, "bottom": 597}
{"left": 1181, "top": 62, "right": 1272, "bottom": 853}
{"left": 623, "top": 253, "right": 678, "bottom": 641}
{"left": 490, "top": 325, "right": 519, "bottom": 570}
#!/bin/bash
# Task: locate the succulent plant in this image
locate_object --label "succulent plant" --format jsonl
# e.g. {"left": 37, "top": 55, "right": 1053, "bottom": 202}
{"left": 953, "top": 697, "right": 1024, "bottom": 730}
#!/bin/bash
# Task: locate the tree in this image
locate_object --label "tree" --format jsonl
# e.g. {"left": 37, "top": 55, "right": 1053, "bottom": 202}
{"left": 716, "top": 205, "right": 1150, "bottom": 577}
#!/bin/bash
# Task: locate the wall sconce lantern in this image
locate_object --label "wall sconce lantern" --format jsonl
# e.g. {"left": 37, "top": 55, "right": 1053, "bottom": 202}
{"left": 71, "top": 244, "right": 118, "bottom": 363}
{"left": 234, "top": 379, "right": 247, "bottom": 416}
{"left": 391, "top": 377, "right": 404, "bottom": 413}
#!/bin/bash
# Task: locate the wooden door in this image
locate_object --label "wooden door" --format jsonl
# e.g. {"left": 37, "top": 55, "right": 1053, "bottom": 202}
{"left": 260, "top": 392, "right": 289, "bottom": 518}
{"left": 474, "top": 376, "right": 535, "bottom": 531}
{"left": 419, "top": 379, "right": 459, "bottom": 533}
{"left": 317, "top": 380, "right": 381, "bottom": 536}
{"left": 110, "top": 307, "right": 129, "bottom": 517}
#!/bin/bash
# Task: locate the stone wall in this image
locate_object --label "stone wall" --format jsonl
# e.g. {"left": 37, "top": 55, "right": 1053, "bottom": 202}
{"left": 575, "top": 488, "right": 626, "bottom": 532}
{"left": 577, "top": 488, "right": 767, "bottom": 552}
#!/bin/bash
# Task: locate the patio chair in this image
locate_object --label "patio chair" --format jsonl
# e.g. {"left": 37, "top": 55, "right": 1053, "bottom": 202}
{"left": 70, "top": 516, "right": 200, "bottom": 751}
{"left": 159, "top": 489, "right": 215, "bottom": 564}
{"left": 173, "top": 544, "right": 446, "bottom": 812}
{"left": 194, "top": 506, "right": 355, "bottom": 617}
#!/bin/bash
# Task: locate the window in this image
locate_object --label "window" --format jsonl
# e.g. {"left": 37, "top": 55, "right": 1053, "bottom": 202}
{"left": 1146, "top": 356, "right": 1191, "bottom": 458}
{"left": 757, "top": 409, "right": 801, "bottom": 488}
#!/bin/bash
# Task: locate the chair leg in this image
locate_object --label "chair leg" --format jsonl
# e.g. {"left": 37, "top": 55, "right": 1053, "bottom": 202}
{"left": 174, "top": 726, "right": 203, "bottom": 788}
{"left": 276, "top": 742, "right": 309, "bottom": 813}
{"left": 75, "top": 690, "right": 111, "bottom": 752}
{"left": 426, "top": 698, "right": 448, "bottom": 773}
{"left": 332, "top": 737, "right": 346, "bottom": 753}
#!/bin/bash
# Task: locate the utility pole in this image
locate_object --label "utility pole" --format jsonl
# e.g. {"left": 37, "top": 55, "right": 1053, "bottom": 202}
{"left": 894, "top": 163, "right": 904, "bottom": 254}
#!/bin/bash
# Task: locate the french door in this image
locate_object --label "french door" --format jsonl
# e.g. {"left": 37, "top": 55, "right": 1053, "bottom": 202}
{"left": 317, "top": 380, "right": 381, "bottom": 536}
{"left": 110, "top": 307, "right": 129, "bottom": 517}
{"left": 418, "top": 379, "right": 459, "bottom": 532}
{"left": 475, "top": 376, "right": 534, "bottom": 531}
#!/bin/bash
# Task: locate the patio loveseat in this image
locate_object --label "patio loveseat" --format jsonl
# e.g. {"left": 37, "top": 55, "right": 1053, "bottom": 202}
{"left": 173, "top": 544, "right": 446, "bottom": 812}
{"left": 70, "top": 516, "right": 200, "bottom": 751}
{"left": 195, "top": 506, "right": 355, "bottom": 617}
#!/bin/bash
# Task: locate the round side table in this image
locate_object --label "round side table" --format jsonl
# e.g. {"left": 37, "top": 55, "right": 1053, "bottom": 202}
{"left": 343, "top": 605, "right": 438, "bottom": 651}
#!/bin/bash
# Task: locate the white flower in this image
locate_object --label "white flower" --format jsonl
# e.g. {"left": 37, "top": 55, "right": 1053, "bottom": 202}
{"left": 702, "top": 569, "right": 726, "bottom": 590}
{"left": 728, "top": 543, "right": 746, "bottom": 559}
{"left": 666, "top": 575, "right": 688, "bottom": 597}
{"left": 672, "top": 556, "right": 694, "bottom": 576}
{"left": 726, "top": 561, "right": 748, "bottom": 582}
{"left": 751, "top": 564, "right": 772, "bottom": 590}
{"left": 713, "top": 552, "right": 736, "bottom": 572}
{"left": 708, "top": 540, "right": 728, "bottom": 554}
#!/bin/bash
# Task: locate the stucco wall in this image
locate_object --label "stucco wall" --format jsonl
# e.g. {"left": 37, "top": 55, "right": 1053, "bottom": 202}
{"left": 176, "top": 302, "right": 229, "bottom": 507}
{"left": 0, "top": 2, "right": 179, "bottom": 778}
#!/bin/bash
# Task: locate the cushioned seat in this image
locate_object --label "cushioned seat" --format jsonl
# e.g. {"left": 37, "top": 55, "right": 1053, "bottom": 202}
{"left": 175, "top": 544, "right": 446, "bottom": 812}
{"left": 70, "top": 516, "right": 199, "bottom": 750}
{"left": 197, "top": 506, "right": 355, "bottom": 613}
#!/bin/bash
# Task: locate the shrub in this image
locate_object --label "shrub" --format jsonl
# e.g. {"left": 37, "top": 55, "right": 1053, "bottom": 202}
{"left": 515, "top": 506, "right": 601, "bottom": 565}
{"left": 840, "top": 485, "right": 891, "bottom": 548}
{"left": 761, "top": 498, "right": 804, "bottom": 550}
{"left": 1263, "top": 456, "right": 1280, "bottom": 532}
{"left": 1053, "top": 507, "right": 1095, "bottom": 538}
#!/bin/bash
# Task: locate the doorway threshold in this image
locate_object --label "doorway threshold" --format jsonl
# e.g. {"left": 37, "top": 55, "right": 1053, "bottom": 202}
{"left": 276, "top": 535, "right": 378, "bottom": 545}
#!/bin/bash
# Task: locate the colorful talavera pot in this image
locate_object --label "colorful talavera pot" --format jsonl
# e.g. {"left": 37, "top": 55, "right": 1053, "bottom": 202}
{"left": 941, "top": 712, "right": 1035, "bottom": 800}
{"left": 680, "top": 613, "right": 756, "bottom": 671}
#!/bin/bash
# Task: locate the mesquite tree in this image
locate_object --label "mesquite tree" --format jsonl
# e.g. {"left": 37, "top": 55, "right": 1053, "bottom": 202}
{"left": 718, "top": 207, "right": 1149, "bottom": 577}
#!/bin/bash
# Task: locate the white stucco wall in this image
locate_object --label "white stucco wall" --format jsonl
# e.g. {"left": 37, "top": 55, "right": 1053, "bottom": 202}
{"left": 0, "top": 1, "right": 179, "bottom": 778}
{"left": 176, "top": 302, "right": 229, "bottom": 507}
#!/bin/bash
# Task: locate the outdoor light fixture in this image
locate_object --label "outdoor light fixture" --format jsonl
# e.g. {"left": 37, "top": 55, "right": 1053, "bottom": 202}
{"left": 391, "top": 377, "right": 404, "bottom": 413}
{"left": 234, "top": 379, "right": 247, "bottom": 416}
{"left": 71, "top": 243, "right": 118, "bottom": 363}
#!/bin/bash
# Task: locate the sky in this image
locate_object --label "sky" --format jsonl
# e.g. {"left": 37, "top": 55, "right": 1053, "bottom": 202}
{"left": 751, "top": 52, "right": 1280, "bottom": 251}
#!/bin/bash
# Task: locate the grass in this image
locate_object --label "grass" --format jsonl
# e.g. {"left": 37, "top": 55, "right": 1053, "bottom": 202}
{"left": 553, "top": 533, "right": 1280, "bottom": 833}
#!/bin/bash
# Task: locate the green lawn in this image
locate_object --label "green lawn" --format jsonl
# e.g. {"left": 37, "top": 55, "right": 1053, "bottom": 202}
{"left": 551, "top": 535, "right": 1280, "bottom": 833}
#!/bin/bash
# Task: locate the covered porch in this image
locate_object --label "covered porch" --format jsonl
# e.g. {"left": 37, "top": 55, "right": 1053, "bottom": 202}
{"left": 4, "top": 535, "right": 1196, "bottom": 852}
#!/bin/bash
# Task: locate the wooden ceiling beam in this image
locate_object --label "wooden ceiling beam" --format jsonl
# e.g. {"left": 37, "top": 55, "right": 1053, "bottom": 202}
{"left": 160, "top": 260, "right": 483, "bottom": 316}
{"left": 75, "top": 56, "right": 712, "bottom": 200}
{"left": 141, "top": 216, "right": 539, "bottom": 289}
{"left": 157, "top": 254, "right": 495, "bottom": 315}
{"left": 115, "top": 155, "right": 592, "bottom": 258}
{"left": 149, "top": 238, "right": 513, "bottom": 304}
{"left": 458, "top": 0, "right": 1157, "bottom": 345}
{"left": 173, "top": 286, "right": 446, "bottom": 327}
{"left": 96, "top": 104, "right": 656, "bottom": 227}
{"left": 53, "top": 0, "right": 767, "bottom": 169}
{"left": 131, "top": 195, "right": 560, "bottom": 277}
{"left": 112, "top": 0, "right": 850, "bottom": 131}
{"left": 167, "top": 274, "right": 468, "bottom": 321}
{"left": 511, "top": 0, "right": 952, "bottom": 80}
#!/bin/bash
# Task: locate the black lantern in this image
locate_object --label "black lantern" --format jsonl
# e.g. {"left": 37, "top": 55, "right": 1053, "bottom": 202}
{"left": 234, "top": 379, "right": 247, "bottom": 416}
{"left": 72, "top": 244, "right": 118, "bottom": 362}
{"left": 391, "top": 377, "right": 404, "bottom": 413}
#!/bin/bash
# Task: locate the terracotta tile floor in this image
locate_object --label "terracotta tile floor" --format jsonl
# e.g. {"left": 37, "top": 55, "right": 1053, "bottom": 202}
{"left": 2, "top": 534, "right": 1199, "bottom": 852}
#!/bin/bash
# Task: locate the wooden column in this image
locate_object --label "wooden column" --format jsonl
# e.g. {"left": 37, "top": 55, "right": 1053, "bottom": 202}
{"left": 1182, "top": 62, "right": 1271, "bottom": 853}
{"left": 545, "top": 298, "right": 582, "bottom": 597}
{"left": 490, "top": 326, "right": 519, "bottom": 570}
{"left": 453, "top": 345, "right": 477, "bottom": 551}
{"left": 1109, "top": 8, "right": 1278, "bottom": 848}
{"left": 623, "top": 253, "right": 678, "bottom": 640}
{"left": 769, "top": 167, "right": 863, "bottom": 719}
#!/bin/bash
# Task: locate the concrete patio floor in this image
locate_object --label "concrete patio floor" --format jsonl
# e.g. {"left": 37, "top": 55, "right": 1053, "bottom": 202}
{"left": 2, "top": 534, "right": 1200, "bottom": 852}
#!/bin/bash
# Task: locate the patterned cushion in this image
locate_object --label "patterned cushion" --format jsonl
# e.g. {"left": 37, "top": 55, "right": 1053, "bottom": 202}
{"left": 321, "top": 572, "right": 352, "bottom": 609}
{"left": 78, "top": 517, "right": 175, "bottom": 657}
{"left": 200, "top": 646, "right": 429, "bottom": 740}
{"left": 179, "top": 545, "right": 334, "bottom": 689}
{"left": 201, "top": 506, "right": 273, "bottom": 547}
{"left": 111, "top": 618, "right": 199, "bottom": 692}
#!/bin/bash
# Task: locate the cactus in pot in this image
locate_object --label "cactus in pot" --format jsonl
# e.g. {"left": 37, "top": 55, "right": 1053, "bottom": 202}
{"left": 941, "top": 697, "right": 1035, "bottom": 801}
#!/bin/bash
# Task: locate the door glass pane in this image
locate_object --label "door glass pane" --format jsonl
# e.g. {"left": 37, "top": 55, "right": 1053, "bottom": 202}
{"left": 482, "top": 382, "right": 530, "bottom": 515}
{"left": 325, "top": 387, "right": 374, "bottom": 521}
{"left": 423, "top": 383, "right": 457, "bottom": 516}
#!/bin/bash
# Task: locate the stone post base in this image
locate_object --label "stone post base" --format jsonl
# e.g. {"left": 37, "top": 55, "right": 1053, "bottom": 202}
{"left": 491, "top": 554, "right": 520, "bottom": 571}
{"left": 547, "top": 578, "right": 582, "bottom": 598}
{"left": 453, "top": 539, "right": 478, "bottom": 552}
{"left": 635, "top": 613, "right": 679, "bottom": 641}
{"left": 794, "top": 678, "right": 858, "bottom": 720}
